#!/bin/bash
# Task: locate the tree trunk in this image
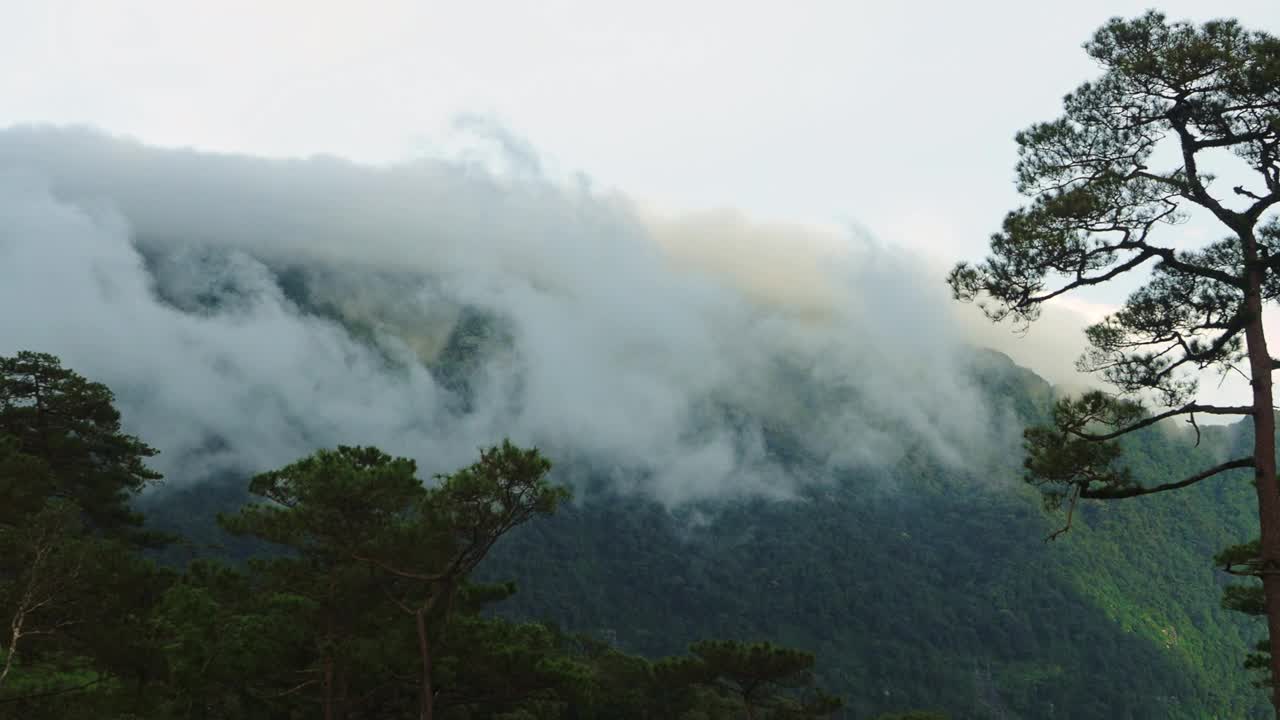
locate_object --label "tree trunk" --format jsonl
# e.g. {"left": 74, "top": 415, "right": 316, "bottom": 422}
{"left": 0, "top": 556, "right": 41, "bottom": 690}
{"left": 416, "top": 607, "right": 434, "bottom": 720}
{"left": 323, "top": 574, "right": 337, "bottom": 720}
{"left": 323, "top": 654, "right": 334, "bottom": 720}
{"left": 0, "top": 609, "right": 23, "bottom": 688}
{"left": 1243, "top": 247, "right": 1280, "bottom": 715}
{"left": 336, "top": 669, "right": 348, "bottom": 720}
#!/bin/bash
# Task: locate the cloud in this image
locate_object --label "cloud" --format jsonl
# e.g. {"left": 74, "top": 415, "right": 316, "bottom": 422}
{"left": 0, "top": 125, "right": 1019, "bottom": 504}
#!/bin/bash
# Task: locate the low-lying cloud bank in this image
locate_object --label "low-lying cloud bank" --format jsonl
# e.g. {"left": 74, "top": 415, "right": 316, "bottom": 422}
{"left": 0, "top": 126, "right": 1043, "bottom": 503}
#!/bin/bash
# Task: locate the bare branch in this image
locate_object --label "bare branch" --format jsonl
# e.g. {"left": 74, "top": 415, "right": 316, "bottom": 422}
{"left": 1026, "top": 249, "right": 1160, "bottom": 305}
{"left": 1236, "top": 185, "right": 1266, "bottom": 202}
{"left": 1147, "top": 245, "right": 1244, "bottom": 288}
{"left": 1170, "top": 114, "right": 1246, "bottom": 230}
{"left": 1024, "top": 236, "right": 1244, "bottom": 311}
{"left": 350, "top": 553, "right": 446, "bottom": 584}
{"left": 1067, "top": 402, "right": 1251, "bottom": 441}
{"left": 1246, "top": 192, "right": 1280, "bottom": 222}
{"left": 1081, "top": 457, "right": 1253, "bottom": 499}
{"left": 1046, "top": 486, "right": 1081, "bottom": 542}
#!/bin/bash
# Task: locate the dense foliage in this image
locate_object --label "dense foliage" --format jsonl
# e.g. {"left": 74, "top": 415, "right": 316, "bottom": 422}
{"left": 134, "top": 349, "right": 1275, "bottom": 718}
{"left": 948, "top": 9, "right": 1280, "bottom": 707}
{"left": 477, "top": 351, "right": 1269, "bottom": 718}
{"left": 2, "top": 321, "right": 1276, "bottom": 719}
{"left": 0, "top": 352, "right": 853, "bottom": 720}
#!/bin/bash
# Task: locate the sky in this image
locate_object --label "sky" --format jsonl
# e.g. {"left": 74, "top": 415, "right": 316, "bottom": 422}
{"left": 5, "top": 0, "right": 1278, "bottom": 263}
{"left": 0, "top": 1, "right": 1279, "bottom": 494}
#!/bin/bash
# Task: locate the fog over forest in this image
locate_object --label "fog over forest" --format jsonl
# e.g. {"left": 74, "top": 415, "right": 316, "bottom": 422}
{"left": 0, "top": 126, "right": 1060, "bottom": 503}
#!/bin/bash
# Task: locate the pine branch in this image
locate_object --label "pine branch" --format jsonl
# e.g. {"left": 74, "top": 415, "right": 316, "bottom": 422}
{"left": 1081, "top": 457, "right": 1253, "bottom": 499}
{"left": 1067, "top": 402, "right": 1252, "bottom": 441}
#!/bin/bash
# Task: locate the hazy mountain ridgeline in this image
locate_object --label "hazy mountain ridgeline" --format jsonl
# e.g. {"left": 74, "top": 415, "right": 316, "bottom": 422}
{"left": 0, "top": 125, "right": 1019, "bottom": 503}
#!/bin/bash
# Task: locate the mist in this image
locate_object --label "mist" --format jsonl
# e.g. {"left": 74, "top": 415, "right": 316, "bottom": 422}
{"left": 0, "top": 125, "right": 1034, "bottom": 504}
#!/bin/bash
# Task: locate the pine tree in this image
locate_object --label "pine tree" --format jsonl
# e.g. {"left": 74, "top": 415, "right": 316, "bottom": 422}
{"left": 949, "top": 11, "right": 1280, "bottom": 710}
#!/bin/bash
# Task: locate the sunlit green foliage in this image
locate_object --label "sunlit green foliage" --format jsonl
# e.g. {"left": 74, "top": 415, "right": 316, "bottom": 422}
{"left": 949, "top": 8, "right": 1280, "bottom": 705}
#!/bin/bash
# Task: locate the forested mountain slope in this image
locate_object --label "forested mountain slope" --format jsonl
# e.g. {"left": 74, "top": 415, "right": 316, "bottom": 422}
{"left": 477, "top": 355, "right": 1266, "bottom": 718}
{"left": 146, "top": 350, "right": 1271, "bottom": 718}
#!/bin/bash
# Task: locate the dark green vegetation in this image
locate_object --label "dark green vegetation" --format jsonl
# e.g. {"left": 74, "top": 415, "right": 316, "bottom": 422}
{"left": 128, "top": 348, "right": 1274, "bottom": 719}
{"left": 0, "top": 352, "right": 851, "bottom": 719}
{"left": 476, "top": 350, "right": 1269, "bottom": 718}
{"left": 948, "top": 9, "right": 1280, "bottom": 709}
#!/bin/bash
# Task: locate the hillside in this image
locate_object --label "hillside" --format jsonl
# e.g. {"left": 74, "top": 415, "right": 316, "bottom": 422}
{"left": 144, "top": 349, "right": 1271, "bottom": 719}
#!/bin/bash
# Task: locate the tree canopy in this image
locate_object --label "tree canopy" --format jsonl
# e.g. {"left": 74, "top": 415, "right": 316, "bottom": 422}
{"left": 0, "top": 350, "right": 858, "bottom": 719}
{"left": 0, "top": 351, "right": 169, "bottom": 714}
{"left": 949, "top": 9, "right": 1280, "bottom": 710}
{"left": 0, "top": 351, "right": 161, "bottom": 538}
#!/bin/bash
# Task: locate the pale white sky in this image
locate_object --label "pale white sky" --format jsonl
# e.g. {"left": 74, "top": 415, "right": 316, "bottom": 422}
{"left": 5, "top": 0, "right": 1278, "bottom": 263}
{"left": 4, "top": 0, "right": 1280, "bottom": 399}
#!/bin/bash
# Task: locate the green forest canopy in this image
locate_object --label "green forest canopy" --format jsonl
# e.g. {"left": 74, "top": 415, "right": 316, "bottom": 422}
{"left": 0, "top": 350, "right": 862, "bottom": 720}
